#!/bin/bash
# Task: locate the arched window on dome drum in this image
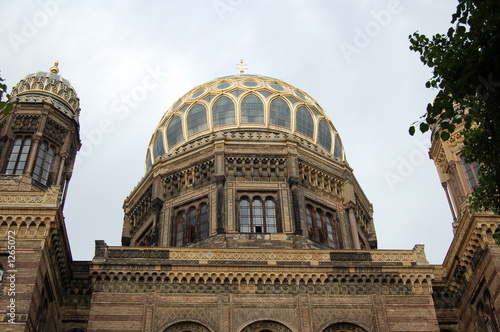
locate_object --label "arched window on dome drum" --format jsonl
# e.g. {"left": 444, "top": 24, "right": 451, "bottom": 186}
{"left": 153, "top": 132, "right": 165, "bottom": 159}
{"left": 318, "top": 119, "right": 332, "bottom": 151}
{"left": 187, "top": 103, "right": 208, "bottom": 136}
{"left": 5, "top": 136, "right": 32, "bottom": 175}
{"left": 269, "top": 97, "right": 291, "bottom": 128}
{"left": 33, "top": 140, "right": 55, "bottom": 186}
{"left": 173, "top": 200, "right": 209, "bottom": 246}
{"left": 212, "top": 96, "right": 235, "bottom": 127}
{"left": 167, "top": 116, "right": 183, "bottom": 149}
{"left": 145, "top": 150, "right": 152, "bottom": 170}
{"left": 333, "top": 135, "right": 342, "bottom": 159}
{"left": 296, "top": 106, "right": 314, "bottom": 138}
{"left": 306, "top": 204, "right": 339, "bottom": 248}
{"left": 239, "top": 195, "right": 279, "bottom": 233}
{"left": 241, "top": 93, "right": 264, "bottom": 123}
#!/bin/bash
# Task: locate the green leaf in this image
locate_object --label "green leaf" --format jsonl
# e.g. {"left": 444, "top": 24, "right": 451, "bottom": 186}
{"left": 440, "top": 131, "right": 450, "bottom": 141}
{"left": 409, "top": 126, "right": 416, "bottom": 136}
{"left": 419, "top": 122, "right": 429, "bottom": 133}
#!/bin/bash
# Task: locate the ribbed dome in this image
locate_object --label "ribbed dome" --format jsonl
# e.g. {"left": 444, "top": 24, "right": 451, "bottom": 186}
{"left": 146, "top": 74, "right": 344, "bottom": 171}
{"left": 11, "top": 66, "right": 80, "bottom": 122}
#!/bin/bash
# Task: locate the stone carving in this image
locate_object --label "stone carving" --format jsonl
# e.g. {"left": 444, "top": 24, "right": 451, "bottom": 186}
{"left": 107, "top": 249, "right": 170, "bottom": 259}
{"left": 239, "top": 319, "right": 294, "bottom": 332}
{"left": 12, "top": 113, "right": 40, "bottom": 132}
{"left": 226, "top": 156, "right": 287, "bottom": 181}
{"left": 163, "top": 160, "right": 214, "bottom": 198}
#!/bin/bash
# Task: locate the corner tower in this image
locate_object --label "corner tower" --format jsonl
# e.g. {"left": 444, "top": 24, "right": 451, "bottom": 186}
{"left": 0, "top": 64, "right": 89, "bottom": 332}
{"left": 430, "top": 121, "right": 500, "bottom": 331}
{"left": 121, "top": 74, "right": 377, "bottom": 251}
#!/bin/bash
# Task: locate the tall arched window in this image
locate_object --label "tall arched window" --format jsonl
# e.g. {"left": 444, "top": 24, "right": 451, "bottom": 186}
{"left": 269, "top": 97, "right": 290, "bottom": 128}
{"left": 153, "top": 132, "right": 165, "bottom": 159}
{"left": 239, "top": 195, "right": 279, "bottom": 233}
{"left": 306, "top": 203, "right": 339, "bottom": 248}
{"left": 167, "top": 116, "right": 183, "bottom": 149}
{"left": 241, "top": 93, "right": 264, "bottom": 123}
{"left": 296, "top": 106, "right": 314, "bottom": 138}
{"left": 333, "top": 135, "right": 342, "bottom": 159}
{"left": 33, "top": 140, "right": 55, "bottom": 185}
{"left": 318, "top": 119, "right": 332, "bottom": 151}
{"left": 187, "top": 103, "right": 207, "bottom": 135}
{"left": 173, "top": 200, "right": 209, "bottom": 246}
{"left": 5, "top": 136, "right": 32, "bottom": 175}
{"left": 212, "top": 96, "right": 235, "bottom": 127}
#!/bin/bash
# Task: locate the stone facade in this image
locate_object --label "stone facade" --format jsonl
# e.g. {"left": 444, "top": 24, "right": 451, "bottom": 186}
{"left": 0, "top": 69, "right": 498, "bottom": 331}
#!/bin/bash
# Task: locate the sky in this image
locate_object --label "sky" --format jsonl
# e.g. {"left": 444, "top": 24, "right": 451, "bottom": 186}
{"left": 0, "top": 0, "right": 459, "bottom": 264}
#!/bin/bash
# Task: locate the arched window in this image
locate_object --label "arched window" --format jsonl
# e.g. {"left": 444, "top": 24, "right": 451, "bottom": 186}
{"left": 269, "top": 97, "right": 290, "bottom": 128}
{"left": 296, "top": 106, "right": 314, "bottom": 138}
{"left": 167, "top": 116, "right": 183, "bottom": 148}
{"left": 306, "top": 203, "right": 339, "bottom": 248}
{"left": 153, "top": 132, "right": 165, "bottom": 159}
{"left": 212, "top": 96, "right": 235, "bottom": 127}
{"left": 5, "top": 136, "right": 32, "bottom": 175}
{"left": 187, "top": 104, "right": 207, "bottom": 135}
{"left": 460, "top": 155, "right": 480, "bottom": 191}
{"left": 33, "top": 140, "right": 55, "bottom": 185}
{"left": 173, "top": 200, "right": 209, "bottom": 246}
{"left": 333, "top": 135, "right": 343, "bottom": 159}
{"left": 239, "top": 195, "right": 280, "bottom": 233}
{"left": 318, "top": 119, "right": 332, "bottom": 151}
{"left": 241, "top": 93, "right": 264, "bottom": 123}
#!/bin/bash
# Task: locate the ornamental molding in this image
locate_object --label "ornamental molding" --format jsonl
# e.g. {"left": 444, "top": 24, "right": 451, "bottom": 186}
{"left": 0, "top": 186, "right": 60, "bottom": 207}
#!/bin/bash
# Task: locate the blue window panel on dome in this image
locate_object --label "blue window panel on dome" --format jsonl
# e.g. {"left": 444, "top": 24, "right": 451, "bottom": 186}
{"left": 172, "top": 99, "right": 182, "bottom": 111}
{"left": 192, "top": 89, "right": 205, "bottom": 98}
{"left": 230, "top": 89, "right": 244, "bottom": 97}
{"left": 217, "top": 82, "right": 231, "bottom": 90}
{"left": 153, "top": 132, "right": 165, "bottom": 158}
{"left": 167, "top": 116, "right": 183, "bottom": 148}
{"left": 270, "top": 84, "right": 284, "bottom": 91}
{"left": 241, "top": 94, "right": 264, "bottom": 123}
{"left": 310, "top": 106, "right": 320, "bottom": 116}
{"left": 146, "top": 150, "right": 152, "bottom": 170}
{"left": 334, "top": 136, "right": 342, "bottom": 159}
{"left": 203, "top": 94, "right": 216, "bottom": 102}
{"left": 318, "top": 120, "right": 332, "bottom": 151}
{"left": 296, "top": 106, "right": 314, "bottom": 138}
{"left": 258, "top": 90, "right": 273, "bottom": 98}
{"left": 286, "top": 96, "right": 298, "bottom": 104}
{"left": 270, "top": 97, "right": 291, "bottom": 128}
{"left": 243, "top": 81, "right": 258, "bottom": 87}
{"left": 178, "top": 104, "right": 190, "bottom": 113}
{"left": 212, "top": 96, "right": 235, "bottom": 127}
{"left": 187, "top": 104, "right": 208, "bottom": 135}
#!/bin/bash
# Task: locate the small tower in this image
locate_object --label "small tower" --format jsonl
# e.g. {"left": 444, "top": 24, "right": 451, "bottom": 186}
{"left": 429, "top": 121, "right": 500, "bottom": 331}
{"left": 0, "top": 64, "right": 89, "bottom": 332}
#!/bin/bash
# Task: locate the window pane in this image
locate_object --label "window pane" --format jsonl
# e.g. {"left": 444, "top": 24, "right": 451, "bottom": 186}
{"left": 200, "top": 203, "right": 209, "bottom": 239}
{"left": 187, "top": 104, "right": 207, "bottom": 135}
{"left": 239, "top": 198, "right": 251, "bottom": 232}
{"left": 167, "top": 116, "right": 183, "bottom": 148}
{"left": 6, "top": 137, "right": 32, "bottom": 175}
{"left": 315, "top": 210, "right": 325, "bottom": 243}
{"left": 318, "top": 120, "right": 332, "bottom": 151}
{"left": 265, "top": 199, "right": 277, "bottom": 233}
{"left": 334, "top": 136, "right": 342, "bottom": 158}
{"left": 212, "top": 96, "right": 235, "bottom": 127}
{"left": 153, "top": 132, "right": 165, "bottom": 159}
{"left": 270, "top": 97, "right": 290, "bottom": 128}
{"left": 175, "top": 211, "right": 185, "bottom": 247}
{"left": 306, "top": 206, "right": 314, "bottom": 239}
{"left": 252, "top": 199, "right": 264, "bottom": 232}
{"left": 241, "top": 94, "right": 264, "bottom": 123}
{"left": 296, "top": 106, "right": 314, "bottom": 138}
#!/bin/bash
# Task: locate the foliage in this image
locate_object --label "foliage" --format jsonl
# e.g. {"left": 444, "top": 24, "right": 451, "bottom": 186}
{"left": 408, "top": 0, "right": 500, "bottom": 214}
{"left": 0, "top": 72, "right": 13, "bottom": 115}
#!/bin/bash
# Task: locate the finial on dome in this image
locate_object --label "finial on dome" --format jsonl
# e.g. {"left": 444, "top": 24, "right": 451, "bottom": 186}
{"left": 236, "top": 59, "right": 248, "bottom": 74}
{"left": 50, "top": 61, "right": 59, "bottom": 74}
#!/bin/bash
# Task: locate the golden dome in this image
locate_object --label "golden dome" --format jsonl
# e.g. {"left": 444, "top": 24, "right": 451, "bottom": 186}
{"left": 146, "top": 74, "right": 345, "bottom": 171}
{"left": 10, "top": 63, "right": 80, "bottom": 122}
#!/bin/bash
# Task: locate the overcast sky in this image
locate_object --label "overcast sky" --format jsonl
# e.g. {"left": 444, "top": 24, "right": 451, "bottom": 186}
{"left": 1, "top": 0, "right": 459, "bottom": 264}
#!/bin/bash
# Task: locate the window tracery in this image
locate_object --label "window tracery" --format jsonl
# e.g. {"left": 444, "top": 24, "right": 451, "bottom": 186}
{"left": 306, "top": 202, "right": 339, "bottom": 248}
{"left": 173, "top": 199, "right": 209, "bottom": 246}
{"left": 5, "top": 136, "right": 32, "bottom": 175}
{"left": 238, "top": 194, "right": 280, "bottom": 233}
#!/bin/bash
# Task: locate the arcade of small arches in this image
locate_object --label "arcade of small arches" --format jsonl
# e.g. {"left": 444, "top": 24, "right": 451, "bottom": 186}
{"left": 162, "top": 320, "right": 369, "bottom": 332}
